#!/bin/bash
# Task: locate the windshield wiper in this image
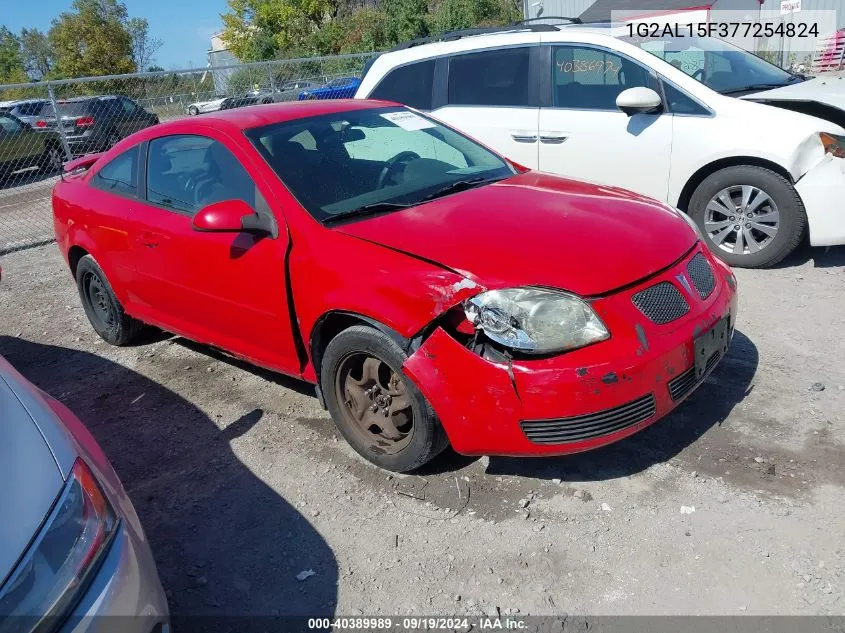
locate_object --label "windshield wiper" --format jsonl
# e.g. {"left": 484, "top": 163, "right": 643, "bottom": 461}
{"left": 419, "top": 176, "right": 504, "bottom": 203}
{"left": 719, "top": 83, "right": 791, "bottom": 95}
{"left": 323, "top": 202, "right": 411, "bottom": 225}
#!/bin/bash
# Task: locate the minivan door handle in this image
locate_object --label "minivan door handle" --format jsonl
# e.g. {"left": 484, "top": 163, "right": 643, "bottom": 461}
{"left": 539, "top": 132, "right": 569, "bottom": 144}
{"left": 509, "top": 130, "right": 538, "bottom": 143}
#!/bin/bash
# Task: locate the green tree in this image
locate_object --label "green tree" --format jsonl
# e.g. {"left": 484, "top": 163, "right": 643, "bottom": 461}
{"left": 19, "top": 28, "right": 54, "bottom": 80}
{"left": 147, "top": 65, "right": 165, "bottom": 72}
{"left": 128, "top": 18, "right": 162, "bottom": 72}
{"left": 49, "top": 0, "right": 135, "bottom": 78}
{"left": 427, "top": 0, "right": 521, "bottom": 35}
{"left": 221, "top": 0, "right": 340, "bottom": 61}
{"left": 0, "top": 26, "right": 28, "bottom": 83}
{"left": 382, "top": 0, "right": 429, "bottom": 44}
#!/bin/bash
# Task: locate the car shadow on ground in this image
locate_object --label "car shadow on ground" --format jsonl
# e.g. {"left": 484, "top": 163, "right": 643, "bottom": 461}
{"left": 423, "top": 330, "right": 758, "bottom": 482}
{"left": 0, "top": 336, "right": 338, "bottom": 630}
{"left": 0, "top": 167, "right": 58, "bottom": 191}
{"left": 774, "top": 243, "right": 845, "bottom": 269}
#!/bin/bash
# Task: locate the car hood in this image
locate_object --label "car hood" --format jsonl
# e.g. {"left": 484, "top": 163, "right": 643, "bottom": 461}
{"left": 0, "top": 370, "right": 65, "bottom": 585}
{"left": 335, "top": 171, "right": 697, "bottom": 297}
{"left": 742, "top": 76, "right": 845, "bottom": 128}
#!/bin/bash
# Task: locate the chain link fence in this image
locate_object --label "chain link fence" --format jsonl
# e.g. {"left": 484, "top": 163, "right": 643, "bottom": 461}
{"left": 0, "top": 52, "right": 376, "bottom": 255}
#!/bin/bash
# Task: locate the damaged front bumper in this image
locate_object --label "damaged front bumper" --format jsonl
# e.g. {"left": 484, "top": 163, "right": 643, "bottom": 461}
{"left": 796, "top": 156, "right": 845, "bottom": 247}
{"left": 402, "top": 247, "right": 738, "bottom": 457}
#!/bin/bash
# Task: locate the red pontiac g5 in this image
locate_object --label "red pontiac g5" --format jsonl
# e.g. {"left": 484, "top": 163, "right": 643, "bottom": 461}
{"left": 52, "top": 100, "right": 738, "bottom": 472}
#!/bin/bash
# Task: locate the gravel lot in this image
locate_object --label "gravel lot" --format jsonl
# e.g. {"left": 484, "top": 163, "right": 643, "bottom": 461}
{"left": 1, "top": 243, "right": 844, "bottom": 624}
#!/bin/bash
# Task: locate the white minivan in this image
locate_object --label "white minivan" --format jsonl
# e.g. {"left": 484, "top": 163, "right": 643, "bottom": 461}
{"left": 355, "top": 22, "right": 845, "bottom": 268}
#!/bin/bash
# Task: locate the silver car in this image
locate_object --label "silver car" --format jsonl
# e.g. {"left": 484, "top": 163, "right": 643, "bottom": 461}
{"left": 0, "top": 352, "right": 169, "bottom": 632}
{"left": 0, "top": 100, "right": 49, "bottom": 129}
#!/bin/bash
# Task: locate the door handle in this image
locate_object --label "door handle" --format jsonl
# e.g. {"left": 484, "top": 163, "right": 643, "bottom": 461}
{"left": 139, "top": 231, "right": 160, "bottom": 248}
{"left": 539, "top": 133, "right": 569, "bottom": 144}
{"left": 509, "top": 131, "right": 538, "bottom": 143}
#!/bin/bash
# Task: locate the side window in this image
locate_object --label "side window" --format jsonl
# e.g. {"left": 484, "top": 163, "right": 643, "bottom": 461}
{"left": 343, "top": 125, "right": 467, "bottom": 168}
{"left": 146, "top": 135, "right": 258, "bottom": 215}
{"left": 0, "top": 115, "right": 25, "bottom": 133}
{"left": 448, "top": 47, "right": 532, "bottom": 107}
{"left": 91, "top": 148, "right": 138, "bottom": 197}
{"left": 370, "top": 60, "right": 435, "bottom": 110}
{"left": 662, "top": 82, "right": 710, "bottom": 116}
{"left": 552, "top": 45, "right": 655, "bottom": 110}
{"left": 121, "top": 98, "right": 140, "bottom": 114}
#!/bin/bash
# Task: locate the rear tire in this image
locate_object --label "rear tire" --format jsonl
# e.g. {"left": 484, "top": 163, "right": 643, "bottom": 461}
{"left": 688, "top": 165, "right": 806, "bottom": 268}
{"left": 320, "top": 325, "right": 448, "bottom": 472}
{"left": 188, "top": 105, "right": 199, "bottom": 116}
{"left": 76, "top": 255, "right": 145, "bottom": 346}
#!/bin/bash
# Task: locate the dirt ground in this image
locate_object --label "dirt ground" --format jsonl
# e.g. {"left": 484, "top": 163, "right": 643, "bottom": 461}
{"left": 1, "top": 243, "right": 844, "bottom": 623}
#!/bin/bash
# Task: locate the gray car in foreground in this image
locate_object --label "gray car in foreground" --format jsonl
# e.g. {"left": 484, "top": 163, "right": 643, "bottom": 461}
{"left": 0, "top": 351, "right": 169, "bottom": 633}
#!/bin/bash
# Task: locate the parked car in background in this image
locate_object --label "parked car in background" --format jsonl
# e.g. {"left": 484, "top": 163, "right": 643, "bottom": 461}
{"left": 220, "top": 93, "right": 262, "bottom": 110}
{"left": 0, "top": 99, "right": 49, "bottom": 128}
{"left": 356, "top": 22, "right": 845, "bottom": 268}
{"left": 52, "top": 100, "right": 736, "bottom": 472}
{"left": 300, "top": 77, "right": 362, "bottom": 100}
{"left": 0, "top": 111, "right": 64, "bottom": 182}
{"left": 257, "top": 81, "right": 322, "bottom": 103}
{"left": 36, "top": 96, "right": 158, "bottom": 156}
{"left": 186, "top": 95, "right": 229, "bottom": 116}
{"left": 0, "top": 352, "right": 169, "bottom": 630}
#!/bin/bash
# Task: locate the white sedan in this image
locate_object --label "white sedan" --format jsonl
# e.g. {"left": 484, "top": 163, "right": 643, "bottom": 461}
{"left": 356, "top": 24, "right": 845, "bottom": 267}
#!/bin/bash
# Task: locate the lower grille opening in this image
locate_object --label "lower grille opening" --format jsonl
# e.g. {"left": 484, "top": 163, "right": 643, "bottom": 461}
{"left": 520, "top": 394, "right": 656, "bottom": 444}
{"left": 668, "top": 350, "right": 723, "bottom": 401}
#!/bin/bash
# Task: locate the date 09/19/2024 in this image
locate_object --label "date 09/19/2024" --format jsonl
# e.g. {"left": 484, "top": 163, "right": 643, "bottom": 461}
{"left": 627, "top": 21, "right": 820, "bottom": 39}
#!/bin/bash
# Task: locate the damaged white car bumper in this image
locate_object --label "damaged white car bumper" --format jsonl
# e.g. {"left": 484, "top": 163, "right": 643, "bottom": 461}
{"left": 796, "top": 156, "right": 845, "bottom": 247}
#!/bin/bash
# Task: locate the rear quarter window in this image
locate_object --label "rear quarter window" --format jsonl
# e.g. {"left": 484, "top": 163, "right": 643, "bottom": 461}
{"left": 370, "top": 60, "right": 435, "bottom": 110}
{"left": 91, "top": 147, "right": 139, "bottom": 197}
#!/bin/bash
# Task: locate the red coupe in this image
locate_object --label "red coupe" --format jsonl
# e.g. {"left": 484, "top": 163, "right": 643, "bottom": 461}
{"left": 52, "top": 100, "right": 738, "bottom": 472}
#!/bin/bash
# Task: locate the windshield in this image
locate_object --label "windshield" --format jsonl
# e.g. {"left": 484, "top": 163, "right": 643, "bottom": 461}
{"left": 246, "top": 107, "right": 514, "bottom": 222}
{"left": 626, "top": 31, "right": 798, "bottom": 94}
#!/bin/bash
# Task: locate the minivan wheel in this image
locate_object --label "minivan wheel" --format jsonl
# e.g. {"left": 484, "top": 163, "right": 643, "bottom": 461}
{"left": 321, "top": 325, "right": 448, "bottom": 472}
{"left": 688, "top": 165, "right": 806, "bottom": 268}
{"left": 76, "top": 255, "right": 145, "bottom": 346}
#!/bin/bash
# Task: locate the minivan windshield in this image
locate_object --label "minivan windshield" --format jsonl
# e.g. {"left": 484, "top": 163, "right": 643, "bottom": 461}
{"left": 626, "top": 31, "right": 802, "bottom": 95}
{"left": 246, "top": 107, "right": 515, "bottom": 222}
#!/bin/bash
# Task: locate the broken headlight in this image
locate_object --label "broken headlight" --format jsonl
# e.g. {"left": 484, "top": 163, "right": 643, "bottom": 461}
{"left": 820, "top": 132, "right": 845, "bottom": 158}
{"left": 463, "top": 287, "right": 609, "bottom": 354}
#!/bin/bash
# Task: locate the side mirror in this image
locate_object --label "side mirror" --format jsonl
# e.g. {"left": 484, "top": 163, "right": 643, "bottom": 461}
{"left": 616, "top": 87, "right": 662, "bottom": 116}
{"left": 192, "top": 199, "right": 274, "bottom": 236}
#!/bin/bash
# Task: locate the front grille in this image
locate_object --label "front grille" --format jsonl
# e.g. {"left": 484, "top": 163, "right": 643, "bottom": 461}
{"left": 686, "top": 253, "right": 716, "bottom": 299}
{"left": 668, "top": 350, "right": 723, "bottom": 401}
{"left": 520, "top": 394, "right": 656, "bottom": 444}
{"left": 632, "top": 282, "right": 690, "bottom": 325}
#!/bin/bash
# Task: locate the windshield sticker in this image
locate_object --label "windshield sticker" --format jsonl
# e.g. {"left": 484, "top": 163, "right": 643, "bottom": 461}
{"left": 381, "top": 111, "right": 436, "bottom": 131}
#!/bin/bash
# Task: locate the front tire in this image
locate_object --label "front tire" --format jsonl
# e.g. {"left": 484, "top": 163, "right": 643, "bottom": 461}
{"left": 76, "top": 255, "right": 144, "bottom": 346}
{"left": 320, "top": 325, "right": 448, "bottom": 472}
{"left": 40, "top": 143, "right": 64, "bottom": 173}
{"left": 688, "top": 165, "right": 806, "bottom": 268}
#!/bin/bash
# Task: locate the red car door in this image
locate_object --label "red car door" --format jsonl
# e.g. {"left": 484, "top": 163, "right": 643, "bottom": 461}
{"left": 126, "top": 132, "right": 300, "bottom": 375}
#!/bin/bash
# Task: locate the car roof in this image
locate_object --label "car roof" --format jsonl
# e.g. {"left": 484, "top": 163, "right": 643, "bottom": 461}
{"left": 157, "top": 98, "right": 399, "bottom": 131}
{"left": 371, "top": 22, "right": 621, "bottom": 63}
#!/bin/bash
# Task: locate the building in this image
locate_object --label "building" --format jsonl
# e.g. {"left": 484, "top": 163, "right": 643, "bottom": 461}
{"left": 207, "top": 32, "right": 241, "bottom": 94}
